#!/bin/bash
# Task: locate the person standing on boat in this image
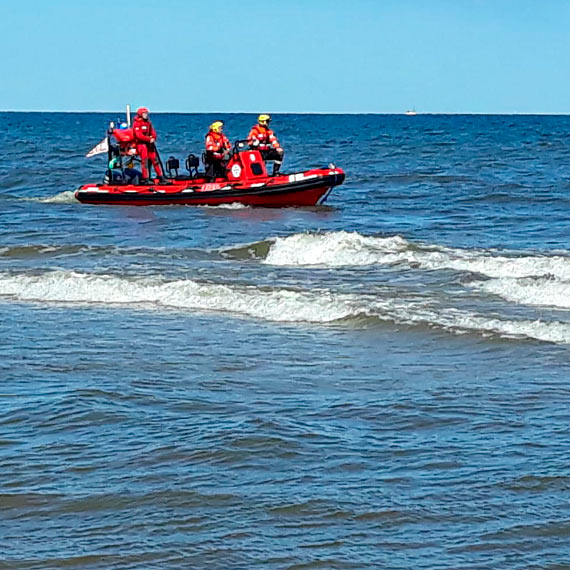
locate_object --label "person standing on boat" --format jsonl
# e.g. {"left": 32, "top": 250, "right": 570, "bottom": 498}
{"left": 133, "top": 107, "right": 167, "bottom": 183}
{"left": 247, "top": 114, "right": 284, "bottom": 175}
{"left": 205, "top": 121, "right": 231, "bottom": 180}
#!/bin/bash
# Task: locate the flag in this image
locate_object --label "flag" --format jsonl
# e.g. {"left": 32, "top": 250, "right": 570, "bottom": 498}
{"left": 86, "top": 137, "right": 109, "bottom": 158}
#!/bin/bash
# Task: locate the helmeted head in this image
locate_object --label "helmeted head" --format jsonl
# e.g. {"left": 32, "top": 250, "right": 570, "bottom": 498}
{"left": 137, "top": 107, "right": 149, "bottom": 120}
{"left": 258, "top": 114, "right": 271, "bottom": 127}
{"left": 210, "top": 121, "right": 224, "bottom": 133}
{"left": 119, "top": 122, "right": 128, "bottom": 130}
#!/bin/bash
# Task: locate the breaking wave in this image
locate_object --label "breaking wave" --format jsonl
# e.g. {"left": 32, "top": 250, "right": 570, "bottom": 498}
{"left": 257, "top": 231, "right": 570, "bottom": 312}
{"left": 262, "top": 231, "right": 570, "bottom": 280}
{"left": 0, "top": 270, "right": 354, "bottom": 323}
{"left": 4, "top": 231, "right": 570, "bottom": 316}
{"left": 475, "top": 277, "right": 570, "bottom": 310}
{"left": 2, "top": 269, "right": 570, "bottom": 344}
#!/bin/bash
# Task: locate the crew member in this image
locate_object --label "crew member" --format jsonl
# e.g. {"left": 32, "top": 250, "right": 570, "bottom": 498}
{"left": 247, "top": 114, "right": 284, "bottom": 175}
{"left": 105, "top": 157, "right": 142, "bottom": 185}
{"left": 205, "top": 121, "right": 231, "bottom": 180}
{"left": 133, "top": 107, "right": 167, "bottom": 183}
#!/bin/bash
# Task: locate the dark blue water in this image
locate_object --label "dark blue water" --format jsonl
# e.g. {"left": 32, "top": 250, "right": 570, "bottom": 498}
{"left": 2, "top": 113, "right": 570, "bottom": 569}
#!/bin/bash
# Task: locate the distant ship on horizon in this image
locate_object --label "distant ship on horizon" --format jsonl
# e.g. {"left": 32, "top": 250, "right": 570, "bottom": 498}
{"left": 405, "top": 109, "right": 418, "bottom": 116}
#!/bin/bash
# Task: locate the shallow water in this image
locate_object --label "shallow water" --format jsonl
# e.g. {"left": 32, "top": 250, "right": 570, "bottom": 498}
{"left": 2, "top": 112, "right": 570, "bottom": 568}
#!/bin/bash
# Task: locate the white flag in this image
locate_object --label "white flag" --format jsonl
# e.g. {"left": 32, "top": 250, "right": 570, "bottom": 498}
{"left": 86, "top": 137, "right": 109, "bottom": 158}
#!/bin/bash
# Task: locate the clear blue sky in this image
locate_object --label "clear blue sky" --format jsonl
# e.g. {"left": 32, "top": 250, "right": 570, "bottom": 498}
{"left": 1, "top": 0, "right": 569, "bottom": 114}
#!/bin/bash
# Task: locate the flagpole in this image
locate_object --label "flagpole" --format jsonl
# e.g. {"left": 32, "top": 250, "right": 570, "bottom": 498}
{"left": 126, "top": 104, "right": 131, "bottom": 127}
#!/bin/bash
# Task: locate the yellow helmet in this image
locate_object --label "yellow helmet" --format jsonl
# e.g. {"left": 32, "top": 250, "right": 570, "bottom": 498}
{"left": 210, "top": 121, "right": 224, "bottom": 133}
{"left": 258, "top": 114, "right": 271, "bottom": 125}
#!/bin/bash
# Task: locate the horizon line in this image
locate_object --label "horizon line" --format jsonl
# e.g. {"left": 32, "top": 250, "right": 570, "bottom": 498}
{"left": 2, "top": 109, "right": 570, "bottom": 116}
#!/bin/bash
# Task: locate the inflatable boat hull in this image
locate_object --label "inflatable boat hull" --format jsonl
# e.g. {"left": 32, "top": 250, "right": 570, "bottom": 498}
{"left": 75, "top": 169, "right": 345, "bottom": 208}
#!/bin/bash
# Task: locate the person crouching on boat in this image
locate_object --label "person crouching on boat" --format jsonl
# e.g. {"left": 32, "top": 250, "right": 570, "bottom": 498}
{"left": 205, "top": 121, "right": 231, "bottom": 180}
{"left": 247, "top": 114, "right": 284, "bottom": 176}
{"left": 104, "top": 156, "right": 142, "bottom": 185}
{"left": 133, "top": 107, "right": 167, "bottom": 184}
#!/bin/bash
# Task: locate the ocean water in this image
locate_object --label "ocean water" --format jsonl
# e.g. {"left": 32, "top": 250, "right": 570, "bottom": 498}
{"left": 2, "top": 112, "right": 570, "bottom": 569}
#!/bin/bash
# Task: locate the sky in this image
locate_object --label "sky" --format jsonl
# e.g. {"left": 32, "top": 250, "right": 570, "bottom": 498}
{"left": 0, "top": 0, "right": 569, "bottom": 114}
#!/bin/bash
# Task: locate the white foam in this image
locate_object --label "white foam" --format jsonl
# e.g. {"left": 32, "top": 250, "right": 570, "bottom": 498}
{"left": 438, "top": 311, "right": 570, "bottom": 345}
{"left": 264, "top": 231, "right": 409, "bottom": 267}
{"left": 2, "top": 269, "right": 570, "bottom": 344}
{"left": 36, "top": 191, "right": 78, "bottom": 204}
{"left": 475, "top": 277, "right": 570, "bottom": 310}
{"left": 367, "top": 301, "right": 570, "bottom": 345}
{"left": 200, "top": 202, "right": 249, "bottom": 210}
{"left": 263, "top": 231, "right": 570, "bottom": 281}
{"left": 429, "top": 252, "right": 570, "bottom": 280}
{"left": 0, "top": 271, "right": 354, "bottom": 323}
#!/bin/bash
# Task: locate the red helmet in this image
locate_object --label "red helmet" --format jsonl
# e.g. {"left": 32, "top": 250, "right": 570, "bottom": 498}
{"left": 137, "top": 107, "right": 149, "bottom": 116}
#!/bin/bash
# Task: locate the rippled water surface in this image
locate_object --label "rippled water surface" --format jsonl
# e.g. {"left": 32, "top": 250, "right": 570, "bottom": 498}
{"left": 2, "top": 113, "right": 570, "bottom": 568}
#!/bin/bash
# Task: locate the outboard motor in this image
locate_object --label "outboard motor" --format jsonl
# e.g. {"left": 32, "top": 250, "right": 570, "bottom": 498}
{"left": 166, "top": 156, "right": 180, "bottom": 178}
{"left": 185, "top": 154, "right": 200, "bottom": 178}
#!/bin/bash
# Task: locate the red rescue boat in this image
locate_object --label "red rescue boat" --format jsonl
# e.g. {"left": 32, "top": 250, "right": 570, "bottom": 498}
{"left": 76, "top": 142, "right": 345, "bottom": 208}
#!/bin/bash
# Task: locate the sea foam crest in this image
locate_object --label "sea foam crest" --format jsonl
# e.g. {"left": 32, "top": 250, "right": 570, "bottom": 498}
{"left": 264, "top": 231, "right": 409, "bottom": 267}
{"left": 475, "top": 277, "right": 570, "bottom": 310}
{"left": 2, "top": 269, "right": 570, "bottom": 344}
{"left": 263, "top": 231, "right": 570, "bottom": 280}
{"left": 372, "top": 302, "right": 570, "bottom": 345}
{"left": 0, "top": 270, "right": 355, "bottom": 323}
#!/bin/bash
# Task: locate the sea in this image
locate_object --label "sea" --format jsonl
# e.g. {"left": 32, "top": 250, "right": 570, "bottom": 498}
{"left": 1, "top": 112, "right": 570, "bottom": 569}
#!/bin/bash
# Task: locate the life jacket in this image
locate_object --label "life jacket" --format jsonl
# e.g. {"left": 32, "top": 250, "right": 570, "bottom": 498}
{"left": 205, "top": 131, "right": 230, "bottom": 159}
{"left": 247, "top": 124, "right": 282, "bottom": 152}
{"left": 133, "top": 116, "right": 157, "bottom": 145}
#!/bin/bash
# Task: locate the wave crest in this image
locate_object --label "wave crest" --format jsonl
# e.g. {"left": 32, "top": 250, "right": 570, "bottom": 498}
{"left": 262, "top": 231, "right": 570, "bottom": 281}
{"left": 2, "top": 269, "right": 570, "bottom": 344}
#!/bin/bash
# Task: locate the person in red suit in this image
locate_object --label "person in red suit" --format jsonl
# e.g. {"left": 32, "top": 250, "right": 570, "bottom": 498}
{"left": 204, "top": 121, "right": 231, "bottom": 180}
{"left": 247, "top": 114, "right": 284, "bottom": 175}
{"left": 133, "top": 107, "right": 167, "bottom": 183}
